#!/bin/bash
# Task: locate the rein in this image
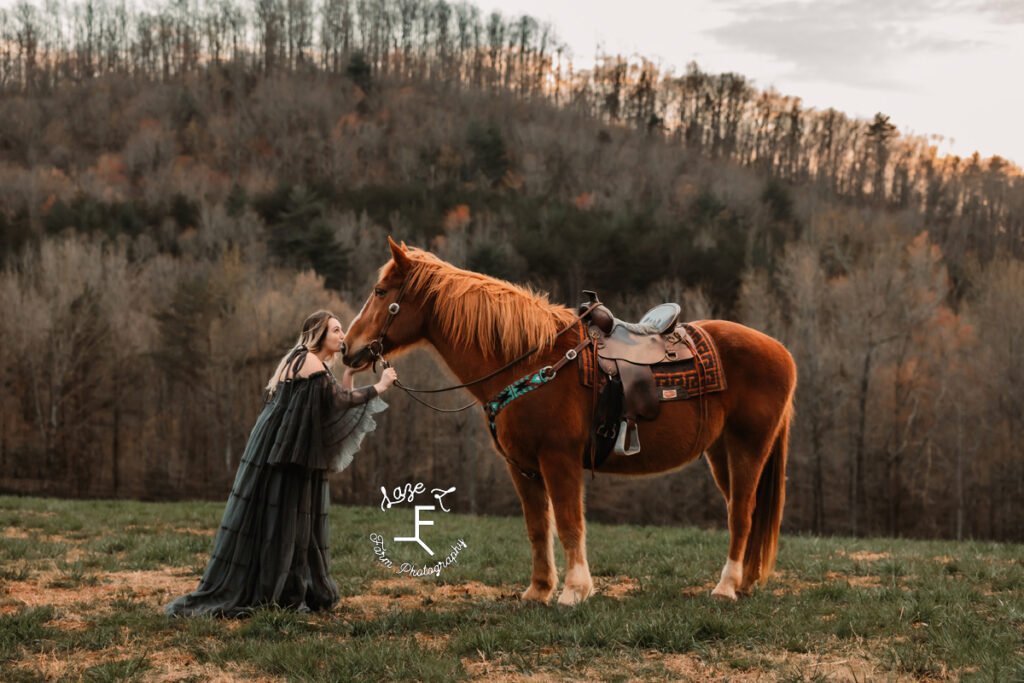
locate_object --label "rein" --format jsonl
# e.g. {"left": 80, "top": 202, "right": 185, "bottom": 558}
{"left": 367, "top": 282, "right": 599, "bottom": 412}
{"left": 363, "top": 274, "right": 599, "bottom": 479}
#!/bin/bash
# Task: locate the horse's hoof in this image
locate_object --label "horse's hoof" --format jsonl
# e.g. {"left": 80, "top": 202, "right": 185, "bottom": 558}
{"left": 557, "top": 585, "right": 593, "bottom": 606}
{"left": 521, "top": 585, "right": 554, "bottom": 604}
{"left": 711, "top": 588, "right": 738, "bottom": 601}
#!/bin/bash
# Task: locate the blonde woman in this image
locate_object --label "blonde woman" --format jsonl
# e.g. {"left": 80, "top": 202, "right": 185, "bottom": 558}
{"left": 166, "top": 310, "right": 396, "bottom": 617}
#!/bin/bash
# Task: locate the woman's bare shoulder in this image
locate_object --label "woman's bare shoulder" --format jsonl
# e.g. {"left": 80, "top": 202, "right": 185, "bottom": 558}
{"left": 273, "top": 350, "right": 329, "bottom": 384}
{"left": 295, "top": 353, "right": 328, "bottom": 378}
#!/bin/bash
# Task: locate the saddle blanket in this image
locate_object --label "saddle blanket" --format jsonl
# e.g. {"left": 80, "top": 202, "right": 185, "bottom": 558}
{"left": 578, "top": 322, "right": 728, "bottom": 398}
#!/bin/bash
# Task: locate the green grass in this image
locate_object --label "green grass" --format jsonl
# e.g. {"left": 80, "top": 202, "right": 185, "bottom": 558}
{"left": 0, "top": 495, "right": 1021, "bottom": 681}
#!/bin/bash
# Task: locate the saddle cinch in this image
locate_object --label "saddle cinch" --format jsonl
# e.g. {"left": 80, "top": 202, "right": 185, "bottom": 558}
{"left": 579, "top": 290, "right": 696, "bottom": 456}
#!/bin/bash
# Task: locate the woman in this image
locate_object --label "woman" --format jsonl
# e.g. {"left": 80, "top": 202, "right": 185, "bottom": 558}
{"left": 165, "top": 310, "right": 396, "bottom": 617}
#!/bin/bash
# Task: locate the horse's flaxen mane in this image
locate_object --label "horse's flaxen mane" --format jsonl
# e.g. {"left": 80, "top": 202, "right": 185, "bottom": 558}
{"left": 384, "top": 249, "right": 577, "bottom": 359}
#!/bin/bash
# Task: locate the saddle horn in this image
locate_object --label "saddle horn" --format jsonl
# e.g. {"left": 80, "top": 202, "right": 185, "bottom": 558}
{"left": 580, "top": 290, "right": 614, "bottom": 335}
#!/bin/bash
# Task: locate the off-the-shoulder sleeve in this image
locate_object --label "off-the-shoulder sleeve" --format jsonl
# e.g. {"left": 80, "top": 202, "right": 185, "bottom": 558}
{"left": 319, "top": 373, "right": 388, "bottom": 473}
{"left": 322, "top": 373, "right": 379, "bottom": 410}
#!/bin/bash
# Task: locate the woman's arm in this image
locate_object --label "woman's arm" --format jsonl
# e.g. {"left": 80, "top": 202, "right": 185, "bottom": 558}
{"left": 341, "top": 367, "right": 356, "bottom": 391}
{"left": 323, "top": 368, "right": 397, "bottom": 409}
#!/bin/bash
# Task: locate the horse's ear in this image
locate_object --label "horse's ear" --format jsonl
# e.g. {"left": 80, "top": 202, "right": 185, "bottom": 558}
{"left": 388, "top": 236, "right": 412, "bottom": 273}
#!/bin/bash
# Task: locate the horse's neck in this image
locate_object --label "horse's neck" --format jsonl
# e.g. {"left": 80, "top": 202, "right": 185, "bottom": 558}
{"left": 425, "top": 320, "right": 539, "bottom": 402}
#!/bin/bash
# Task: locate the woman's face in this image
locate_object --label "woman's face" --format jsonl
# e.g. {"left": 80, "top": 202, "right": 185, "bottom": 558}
{"left": 323, "top": 318, "right": 345, "bottom": 354}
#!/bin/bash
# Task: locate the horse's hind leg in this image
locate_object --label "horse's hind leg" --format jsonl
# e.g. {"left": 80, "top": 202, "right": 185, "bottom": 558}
{"left": 506, "top": 463, "right": 557, "bottom": 603}
{"left": 705, "top": 439, "right": 730, "bottom": 501}
{"left": 538, "top": 454, "right": 593, "bottom": 606}
{"left": 711, "top": 431, "right": 770, "bottom": 600}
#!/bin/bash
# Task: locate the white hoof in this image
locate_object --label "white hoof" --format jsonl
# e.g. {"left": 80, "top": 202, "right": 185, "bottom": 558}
{"left": 710, "top": 585, "right": 738, "bottom": 600}
{"left": 557, "top": 564, "right": 593, "bottom": 605}
{"left": 712, "top": 558, "right": 742, "bottom": 601}
{"left": 557, "top": 583, "right": 592, "bottom": 606}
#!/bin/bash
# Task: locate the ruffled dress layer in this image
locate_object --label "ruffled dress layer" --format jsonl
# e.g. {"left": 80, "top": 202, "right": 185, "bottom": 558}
{"left": 165, "top": 348, "right": 387, "bottom": 617}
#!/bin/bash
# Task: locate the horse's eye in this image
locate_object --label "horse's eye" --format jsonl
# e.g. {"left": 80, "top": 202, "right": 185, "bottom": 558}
{"left": 374, "top": 288, "right": 386, "bottom": 298}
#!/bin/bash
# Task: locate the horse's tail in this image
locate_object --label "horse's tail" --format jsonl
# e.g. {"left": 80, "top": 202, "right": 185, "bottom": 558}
{"left": 741, "top": 396, "right": 792, "bottom": 591}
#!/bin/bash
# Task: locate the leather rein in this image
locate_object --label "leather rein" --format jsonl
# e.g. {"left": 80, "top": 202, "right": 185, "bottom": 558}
{"left": 364, "top": 277, "right": 598, "bottom": 413}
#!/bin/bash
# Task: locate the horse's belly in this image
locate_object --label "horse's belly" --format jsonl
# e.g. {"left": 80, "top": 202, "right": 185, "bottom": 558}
{"left": 592, "top": 399, "right": 722, "bottom": 475}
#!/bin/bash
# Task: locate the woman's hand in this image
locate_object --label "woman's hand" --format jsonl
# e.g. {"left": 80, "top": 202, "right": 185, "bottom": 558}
{"left": 374, "top": 367, "right": 398, "bottom": 394}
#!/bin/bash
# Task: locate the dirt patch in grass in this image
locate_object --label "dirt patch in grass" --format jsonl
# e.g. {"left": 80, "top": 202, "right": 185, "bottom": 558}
{"left": 43, "top": 616, "right": 92, "bottom": 631}
{"left": 772, "top": 569, "right": 885, "bottom": 595}
{"left": 434, "top": 580, "right": 509, "bottom": 602}
{"left": 844, "top": 550, "right": 891, "bottom": 562}
{"left": 108, "top": 568, "right": 199, "bottom": 601}
{"left": 595, "top": 575, "right": 640, "bottom": 599}
{"left": 13, "top": 644, "right": 278, "bottom": 683}
{"left": 460, "top": 649, "right": 890, "bottom": 682}
{"left": 827, "top": 571, "right": 884, "bottom": 589}
{"left": 682, "top": 581, "right": 718, "bottom": 598}
{"left": 148, "top": 647, "right": 282, "bottom": 682}
{"left": 4, "top": 568, "right": 197, "bottom": 610}
{"left": 13, "top": 651, "right": 78, "bottom": 680}
{"left": 773, "top": 652, "right": 900, "bottom": 682}
{"left": 658, "top": 653, "right": 713, "bottom": 678}
{"left": 341, "top": 578, "right": 426, "bottom": 614}
{"left": 716, "top": 649, "right": 904, "bottom": 682}
{"left": 411, "top": 632, "right": 451, "bottom": 651}
{"left": 461, "top": 658, "right": 553, "bottom": 682}
{"left": 341, "top": 578, "right": 514, "bottom": 615}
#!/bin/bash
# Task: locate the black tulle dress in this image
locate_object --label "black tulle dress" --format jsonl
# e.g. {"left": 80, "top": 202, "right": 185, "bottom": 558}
{"left": 165, "top": 347, "right": 387, "bottom": 617}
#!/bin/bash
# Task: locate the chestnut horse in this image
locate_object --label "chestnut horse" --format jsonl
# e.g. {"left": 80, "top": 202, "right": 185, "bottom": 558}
{"left": 343, "top": 239, "right": 796, "bottom": 604}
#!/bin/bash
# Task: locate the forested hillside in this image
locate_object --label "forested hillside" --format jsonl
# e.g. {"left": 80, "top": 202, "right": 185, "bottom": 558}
{"left": 0, "top": 0, "right": 1020, "bottom": 541}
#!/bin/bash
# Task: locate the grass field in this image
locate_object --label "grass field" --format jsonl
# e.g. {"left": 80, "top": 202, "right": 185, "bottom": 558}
{"left": 0, "top": 495, "right": 1021, "bottom": 681}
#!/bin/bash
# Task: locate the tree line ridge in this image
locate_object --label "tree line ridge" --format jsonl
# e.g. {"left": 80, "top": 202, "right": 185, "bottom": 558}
{"left": 0, "top": 0, "right": 1020, "bottom": 542}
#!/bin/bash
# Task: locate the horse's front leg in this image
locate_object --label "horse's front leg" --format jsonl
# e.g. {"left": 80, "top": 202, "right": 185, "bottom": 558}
{"left": 506, "top": 462, "right": 557, "bottom": 603}
{"left": 538, "top": 453, "right": 593, "bottom": 605}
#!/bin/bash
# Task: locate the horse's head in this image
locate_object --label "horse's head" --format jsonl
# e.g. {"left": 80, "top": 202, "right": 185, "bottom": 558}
{"left": 342, "top": 237, "right": 429, "bottom": 368}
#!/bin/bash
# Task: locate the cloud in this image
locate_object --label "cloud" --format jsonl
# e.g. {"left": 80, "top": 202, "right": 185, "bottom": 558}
{"left": 706, "top": 0, "right": 988, "bottom": 89}
{"left": 981, "top": 1, "right": 1024, "bottom": 24}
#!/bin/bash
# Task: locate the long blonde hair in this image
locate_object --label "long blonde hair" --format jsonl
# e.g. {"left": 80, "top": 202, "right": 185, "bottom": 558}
{"left": 264, "top": 310, "right": 339, "bottom": 396}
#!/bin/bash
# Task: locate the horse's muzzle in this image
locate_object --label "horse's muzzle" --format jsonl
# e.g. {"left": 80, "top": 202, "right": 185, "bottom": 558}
{"left": 342, "top": 346, "right": 372, "bottom": 369}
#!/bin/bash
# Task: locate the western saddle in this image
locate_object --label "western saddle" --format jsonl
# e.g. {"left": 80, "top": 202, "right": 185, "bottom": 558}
{"left": 579, "top": 290, "right": 696, "bottom": 456}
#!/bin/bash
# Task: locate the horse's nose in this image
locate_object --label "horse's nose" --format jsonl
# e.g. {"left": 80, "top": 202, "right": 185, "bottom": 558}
{"left": 340, "top": 342, "right": 347, "bottom": 356}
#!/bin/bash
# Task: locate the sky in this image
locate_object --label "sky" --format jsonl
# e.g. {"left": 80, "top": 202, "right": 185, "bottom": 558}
{"left": 474, "top": 0, "right": 1024, "bottom": 166}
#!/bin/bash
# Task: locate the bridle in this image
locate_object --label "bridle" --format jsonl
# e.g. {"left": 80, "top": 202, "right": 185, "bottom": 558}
{"left": 363, "top": 275, "right": 480, "bottom": 412}
{"left": 365, "top": 275, "right": 412, "bottom": 367}
{"left": 362, "top": 274, "right": 599, "bottom": 413}
{"left": 361, "top": 271, "right": 603, "bottom": 479}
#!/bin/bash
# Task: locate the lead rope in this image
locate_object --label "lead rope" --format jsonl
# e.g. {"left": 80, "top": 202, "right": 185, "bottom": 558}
{"left": 381, "top": 358, "right": 478, "bottom": 413}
